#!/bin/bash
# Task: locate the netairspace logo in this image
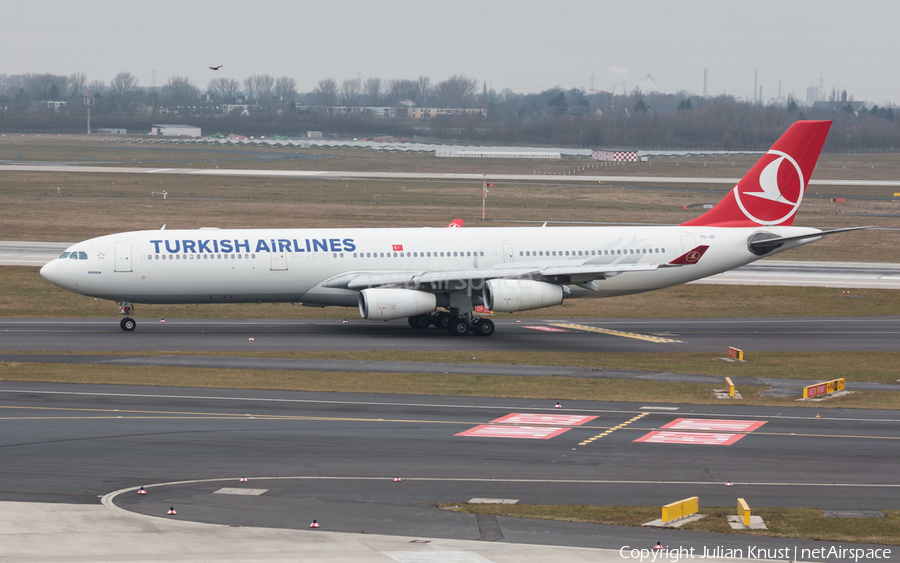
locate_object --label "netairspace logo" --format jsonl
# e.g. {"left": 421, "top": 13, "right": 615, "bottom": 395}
{"left": 618, "top": 545, "right": 892, "bottom": 562}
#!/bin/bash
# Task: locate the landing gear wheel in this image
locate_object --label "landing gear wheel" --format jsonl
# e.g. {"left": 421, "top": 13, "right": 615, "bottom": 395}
{"left": 447, "top": 318, "right": 470, "bottom": 336}
{"left": 120, "top": 318, "right": 136, "bottom": 331}
{"left": 432, "top": 312, "right": 451, "bottom": 329}
{"left": 473, "top": 318, "right": 495, "bottom": 336}
{"left": 409, "top": 314, "right": 430, "bottom": 329}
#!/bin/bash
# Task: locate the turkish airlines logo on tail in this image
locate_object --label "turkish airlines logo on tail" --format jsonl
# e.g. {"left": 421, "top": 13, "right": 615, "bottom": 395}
{"left": 734, "top": 149, "right": 805, "bottom": 225}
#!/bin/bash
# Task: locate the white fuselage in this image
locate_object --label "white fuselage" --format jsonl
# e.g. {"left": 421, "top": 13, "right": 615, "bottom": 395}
{"left": 39, "top": 225, "right": 818, "bottom": 309}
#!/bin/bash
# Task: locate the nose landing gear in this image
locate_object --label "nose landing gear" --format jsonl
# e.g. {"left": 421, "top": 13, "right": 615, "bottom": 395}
{"left": 118, "top": 301, "right": 136, "bottom": 331}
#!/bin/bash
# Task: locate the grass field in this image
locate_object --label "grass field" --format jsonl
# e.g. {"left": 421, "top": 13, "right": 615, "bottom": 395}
{"left": 1, "top": 361, "right": 897, "bottom": 409}
{"left": 0, "top": 136, "right": 897, "bottom": 261}
{"left": 444, "top": 503, "right": 900, "bottom": 546}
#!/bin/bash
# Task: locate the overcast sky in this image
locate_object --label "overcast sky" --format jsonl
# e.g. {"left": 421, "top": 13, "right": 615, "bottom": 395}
{"left": 4, "top": 0, "right": 898, "bottom": 105}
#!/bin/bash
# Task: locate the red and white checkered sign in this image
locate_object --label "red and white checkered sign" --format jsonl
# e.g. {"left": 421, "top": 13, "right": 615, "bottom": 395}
{"left": 456, "top": 425, "right": 570, "bottom": 440}
{"left": 592, "top": 150, "right": 640, "bottom": 162}
{"left": 661, "top": 419, "right": 767, "bottom": 432}
{"left": 491, "top": 413, "right": 597, "bottom": 426}
{"left": 634, "top": 431, "right": 746, "bottom": 446}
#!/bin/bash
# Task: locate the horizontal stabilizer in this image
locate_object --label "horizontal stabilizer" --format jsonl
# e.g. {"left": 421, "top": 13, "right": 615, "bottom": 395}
{"left": 748, "top": 226, "right": 870, "bottom": 250}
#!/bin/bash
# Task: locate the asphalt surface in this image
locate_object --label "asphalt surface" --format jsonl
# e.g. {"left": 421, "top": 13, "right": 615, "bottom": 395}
{"left": 1, "top": 382, "right": 898, "bottom": 557}
{"left": 1, "top": 315, "right": 898, "bottom": 353}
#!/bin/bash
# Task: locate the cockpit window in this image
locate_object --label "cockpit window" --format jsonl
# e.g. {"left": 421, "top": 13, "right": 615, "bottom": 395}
{"left": 59, "top": 252, "right": 70, "bottom": 259}
{"left": 69, "top": 253, "right": 78, "bottom": 259}
{"left": 78, "top": 251, "right": 88, "bottom": 260}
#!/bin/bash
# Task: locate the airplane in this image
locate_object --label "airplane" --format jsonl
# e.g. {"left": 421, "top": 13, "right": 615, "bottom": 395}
{"left": 40, "top": 120, "right": 865, "bottom": 337}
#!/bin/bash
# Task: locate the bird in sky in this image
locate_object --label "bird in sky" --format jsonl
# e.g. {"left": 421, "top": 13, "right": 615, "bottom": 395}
{"left": 209, "top": 65, "right": 223, "bottom": 71}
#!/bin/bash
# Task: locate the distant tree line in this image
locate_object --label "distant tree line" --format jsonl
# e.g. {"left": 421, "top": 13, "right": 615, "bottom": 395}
{"left": 1, "top": 71, "right": 899, "bottom": 150}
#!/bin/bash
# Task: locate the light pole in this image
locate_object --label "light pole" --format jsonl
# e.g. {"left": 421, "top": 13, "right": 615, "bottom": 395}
{"left": 83, "top": 90, "right": 94, "bottom": 134}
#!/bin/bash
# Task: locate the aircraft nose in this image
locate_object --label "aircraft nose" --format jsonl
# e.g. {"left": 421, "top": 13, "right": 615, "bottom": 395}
{"left": 40, "top": 260, "right": 59, "bottom": 284}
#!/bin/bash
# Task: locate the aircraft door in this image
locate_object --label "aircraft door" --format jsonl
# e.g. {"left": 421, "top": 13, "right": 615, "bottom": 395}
{"left": 114, "top": 243, "right": 132, "bottom": 272}
{"left": 270, "top": 250, "right": 287, "bottom": 271}
{"left": 502, "top": 243, "right": 514, "bottom": 263}
{"left": 680, "top": 235, "right": 696, "bottom": 253}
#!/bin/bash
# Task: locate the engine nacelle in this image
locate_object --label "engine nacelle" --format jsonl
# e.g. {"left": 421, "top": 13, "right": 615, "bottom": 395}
{"left": 482, "top": 279, "right": 564, "bottom": 313}
{"left": 358, "top": 288, "right": 437, "bottom": 320}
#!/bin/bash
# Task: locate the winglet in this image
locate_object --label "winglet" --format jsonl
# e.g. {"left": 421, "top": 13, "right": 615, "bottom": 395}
{"left": 668, "top": 245, "right": 709, "bottom": 265}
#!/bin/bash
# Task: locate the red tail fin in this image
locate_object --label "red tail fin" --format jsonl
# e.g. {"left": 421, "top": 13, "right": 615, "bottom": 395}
{"left": 681, "top": 120, "right": 831, "bottom": 227}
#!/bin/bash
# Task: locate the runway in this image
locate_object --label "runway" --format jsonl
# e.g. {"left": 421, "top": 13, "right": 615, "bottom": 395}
{"left": 0, "top": 382, "right": 897, "bottom": 557}
{"left": 1, "top": 315, "right": 898, "bottom": 353}
{"left": 4, "top": 163, "right": 900, "bottom": 187}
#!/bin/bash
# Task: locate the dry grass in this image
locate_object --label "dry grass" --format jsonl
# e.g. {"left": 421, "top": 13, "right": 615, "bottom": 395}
{"left": 6, "top": 349, "right": 897, "bottom": 385}
{"left": 0, "top": 361, "right": 897, "bottom": 409}
{"left": 446, "top": 503, "right": 900, "bottom": 545}
{"left": 0, "top": 136, "right": 897, "bottom": 262}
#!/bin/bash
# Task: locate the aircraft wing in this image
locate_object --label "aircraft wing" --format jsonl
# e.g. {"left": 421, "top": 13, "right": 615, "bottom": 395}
{"left": 323, "top": 246, "right": 710, "bottom": 290}
{"left": 325, "top": 262, "right": 669, "bottom": 291}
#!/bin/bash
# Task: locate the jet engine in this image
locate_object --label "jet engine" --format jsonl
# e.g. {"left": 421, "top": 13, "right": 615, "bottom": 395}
{"left": 358, "top": 288, "right": 437, "bottom": 320}
{"left": 482, "top": 279, "right": 564, "bottom": 313}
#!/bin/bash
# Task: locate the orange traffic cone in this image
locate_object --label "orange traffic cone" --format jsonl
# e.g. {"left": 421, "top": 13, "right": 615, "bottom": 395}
{"left": 167, "top": 507, "right": 176, "bottom": 515}
{"left": 240, "top": 476, "right": 248, "bottom": 482}
{"left": 309, "top": 519, "right": 320, "bottom": 528}
{"left": 137, "top": 487, "right": 147, "bottom": 495}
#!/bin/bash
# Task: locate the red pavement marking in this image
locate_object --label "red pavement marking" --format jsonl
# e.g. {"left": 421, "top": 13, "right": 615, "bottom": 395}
{"left": 660, "top": 418, "right": 767, "bottom": 432}
{"left": 455, "top": 425, "right": 570, "bottom": 440}
{"left": 491, "top": 413, "right": 598, "bottom": 426}
{"left": 633, "top": 431, "right": 746, "bottom": 446}
{"left": 521, "top": 326, "right": 570, "bottom": 332}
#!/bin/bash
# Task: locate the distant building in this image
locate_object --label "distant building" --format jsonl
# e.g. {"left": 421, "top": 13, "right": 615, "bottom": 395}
{"left": 32, "top": 100, "right": 68, "bottom": 112}
{"left": 151, "top": 124, "right": 201, "bottom": 137}
{"left": 809, "top": 100, "right": 868, "bottom": 113}
{"left": 407, "top": 107, "right": 487, "bottom": 119}
{"left": 592, "top": 149, "right": 639, "bottom": 162}
{"left": 97, "top": 128, "right": 127, "bottom": 134}
{"left": 436, "top": 147, "right": 559, "bottom": 159}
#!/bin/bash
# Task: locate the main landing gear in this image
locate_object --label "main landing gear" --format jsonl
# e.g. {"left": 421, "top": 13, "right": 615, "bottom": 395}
{"left": 407, "top": 311, "right": 495, "bottom": 336}
{"left": 118, "top": 301, "right": 136, "bottom": 331}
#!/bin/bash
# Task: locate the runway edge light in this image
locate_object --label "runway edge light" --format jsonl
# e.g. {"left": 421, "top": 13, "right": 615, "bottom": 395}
{"left": 310, "top": 519, "right": 320, "bottom": 528}
{"left": 167, "top": 507, "right": 176, "bottom": 515}
{"left": 137, "top": 486, "right": 147, "bottom": 495}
